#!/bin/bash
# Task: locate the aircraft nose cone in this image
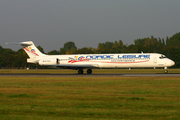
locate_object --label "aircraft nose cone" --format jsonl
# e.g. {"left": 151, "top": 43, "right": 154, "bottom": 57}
{"left": 171, "top": 61, "right": 175, "bottom": 66}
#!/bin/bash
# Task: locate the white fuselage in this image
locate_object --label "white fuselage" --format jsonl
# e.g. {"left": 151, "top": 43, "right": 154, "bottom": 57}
{"left": 7, "top": 41, "right": 175, "bottom": 74}
{"left": 36, "top": 53, "right": 175, "bottom": 69}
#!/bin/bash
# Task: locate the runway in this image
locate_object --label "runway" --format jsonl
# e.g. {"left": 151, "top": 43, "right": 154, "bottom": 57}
{"left": 1, "top": 73, "right": 180, "bottom": 77}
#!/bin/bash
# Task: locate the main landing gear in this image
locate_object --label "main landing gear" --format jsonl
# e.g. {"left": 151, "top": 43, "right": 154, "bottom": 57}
{"left": 87, "top": 69, "right": 92, "bottom": 74}
{"left": 78, "top": 69, "right": 92, "bottom": 74}
{"left": 78, "top": 69, "right": 83, "bottom": 74}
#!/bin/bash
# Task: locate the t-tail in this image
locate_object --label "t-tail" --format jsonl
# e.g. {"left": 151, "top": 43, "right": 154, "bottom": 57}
{"left": 20, "top": 41, "right": 47, "bottom": 63}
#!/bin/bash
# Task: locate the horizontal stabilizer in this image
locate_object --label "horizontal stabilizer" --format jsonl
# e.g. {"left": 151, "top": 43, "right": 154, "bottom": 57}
{"left": 6, "top": 42, "right": 32, "bottom": 46}
{"left": 7, "top": 41, "right": 46, "bottom": 58}
{"left": 20, "top": 42, "right": 32, "bottom": 46}
{"left": 5, "top": 42, "right": 20, "bottom": 45}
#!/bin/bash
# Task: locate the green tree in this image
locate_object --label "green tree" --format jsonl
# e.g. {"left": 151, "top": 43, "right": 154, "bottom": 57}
{"left": 37, "top": 46, "right": 45, "bottom": 53}
{"left": 134, "top": 38, "right": 146, "bottom": 46}
{"left": 76, "top": 47, "right": 96, "bottom": 54}
{"left": 59, "top": 48, "right": 65, "bottom": 54}
{"left": 64, "top": 41, "right": 77, "bottom": 52}
{"left": 1, "top": 49, "right": 16, "bottom": 68}
{"left": 48, "top": 50, "right": 59, "bottom": 55}
{"left": 97, "top": 42, "right": 114, "bottom": 53}
{"left": 166, "top": 32, "right": 180, "bottom": 47}
{"left": 111, "top": 40, "right": 124, "bottom": 53}
{"left": 59, "top": 41, "right": 77, "bottom": 54}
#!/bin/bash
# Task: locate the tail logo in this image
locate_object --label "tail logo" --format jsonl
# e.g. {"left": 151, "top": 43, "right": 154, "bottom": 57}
{"left": 24, "top": 47, "right": 39, "bottom": 56}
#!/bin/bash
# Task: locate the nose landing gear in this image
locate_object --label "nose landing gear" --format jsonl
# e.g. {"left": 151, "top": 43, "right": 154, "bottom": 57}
{"left": 164, "top": 67, "right": 168, "bottom": 74}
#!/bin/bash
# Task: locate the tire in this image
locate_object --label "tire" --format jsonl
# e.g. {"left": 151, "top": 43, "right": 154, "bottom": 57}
{"left": 87, "top": 69, "right": 92, "bottom": 74}
{"left": 78, "top": 69, "right": 83, "bottom": 74}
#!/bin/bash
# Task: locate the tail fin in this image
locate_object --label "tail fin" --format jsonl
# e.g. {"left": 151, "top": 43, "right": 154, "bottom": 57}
{"left": 6, "top": 41, "right": 46, "bottom": 63}
{"left": 20, "top": 41, "right": 46, "bottom": 58}
{"left": 20, "top": 41, "right": 47, "bottom": 63}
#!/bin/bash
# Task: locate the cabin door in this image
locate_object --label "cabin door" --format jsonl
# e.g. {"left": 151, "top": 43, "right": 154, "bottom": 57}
{"left": 57, "top": 58, "right": 60, "bottom": 64}
{"left": 153, "top": 57, "right": 157, "bottom": 63}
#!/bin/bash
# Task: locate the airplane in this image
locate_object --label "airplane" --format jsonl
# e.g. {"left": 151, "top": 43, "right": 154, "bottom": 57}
{"left": 7, "top": 41, "right": 175, "bottom": 74}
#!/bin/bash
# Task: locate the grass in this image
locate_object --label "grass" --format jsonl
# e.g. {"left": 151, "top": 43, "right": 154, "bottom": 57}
{"left": 0, "top": 76, "right": 180, "bottom": 119}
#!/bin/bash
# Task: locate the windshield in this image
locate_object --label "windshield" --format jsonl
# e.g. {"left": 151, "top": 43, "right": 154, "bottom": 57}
{"left": 159, "top": 55, "right": 167, "bottom": 59}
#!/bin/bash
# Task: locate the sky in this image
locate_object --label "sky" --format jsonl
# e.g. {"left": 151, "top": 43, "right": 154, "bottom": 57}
{"left": 0, "top": 0, "right": 180, "bottom": 52}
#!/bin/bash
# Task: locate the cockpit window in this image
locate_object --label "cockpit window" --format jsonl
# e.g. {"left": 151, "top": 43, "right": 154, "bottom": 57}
{"left": 159, "top": 55, "right": 167, "bottom": 59}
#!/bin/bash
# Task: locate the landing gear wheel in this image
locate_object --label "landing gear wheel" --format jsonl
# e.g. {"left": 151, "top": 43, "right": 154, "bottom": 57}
{"left": 87, "top": 69, "right": 92, "bottom": 74}
{"left": 78, "top": 69, "right": 83, "bottom": 74}
{"left": 164, "top": 67, "right": 168, "bottom": 74}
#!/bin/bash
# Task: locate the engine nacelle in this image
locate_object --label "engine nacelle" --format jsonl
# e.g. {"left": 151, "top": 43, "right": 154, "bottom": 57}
{"left": 39, "top": 58, "right": 59, "bottom": 66}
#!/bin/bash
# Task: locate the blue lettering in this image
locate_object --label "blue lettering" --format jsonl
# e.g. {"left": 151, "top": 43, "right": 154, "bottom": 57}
{"left": 118, "top": 55, "right": 150, "bottom": 59}
{"left": 86, "top": 55, "right": 114, "bottom": 59}
{"left": 87, "top": 55, "right": 150, "bottom": 59}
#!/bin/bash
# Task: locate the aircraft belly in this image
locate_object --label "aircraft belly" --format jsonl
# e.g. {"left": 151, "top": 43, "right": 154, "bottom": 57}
{"left": 56, "top": 59, "right": 163, "bottom": 68}
{"left": 59, "top": 63, "right": 99, "bottom": 68}
{"left": 98, "top": 60, "right": 152, "bottom": 68}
